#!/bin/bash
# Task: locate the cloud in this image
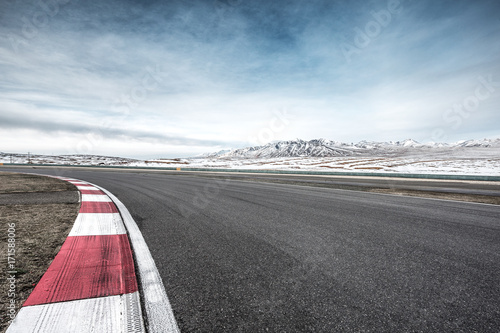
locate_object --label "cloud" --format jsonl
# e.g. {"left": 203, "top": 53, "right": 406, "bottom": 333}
{"left": 1, "top": 0, "right": 499, "bottom": 157}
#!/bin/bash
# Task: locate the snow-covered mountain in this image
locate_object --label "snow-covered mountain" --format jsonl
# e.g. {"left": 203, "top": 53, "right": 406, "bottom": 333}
{"left": 207, "top": 138, "right": 500, "bottom": 159}
{"left": 211, "top": 139, "right": 355, "bottom": 158}
{"left": 2, "top": 138, "right": 499, "bottom": 175}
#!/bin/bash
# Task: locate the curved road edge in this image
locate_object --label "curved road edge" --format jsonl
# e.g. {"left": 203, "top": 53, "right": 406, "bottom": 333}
{"left": 6, "top": 175, "right": 145, "bottom": 332}
{"left": 93, "top": 183, "right": 180, "bottom": 333}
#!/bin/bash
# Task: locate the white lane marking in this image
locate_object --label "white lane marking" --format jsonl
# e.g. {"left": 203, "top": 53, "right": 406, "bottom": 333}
{"left": 94, "top": 184, "right": 180, "bottom": 333}
{"left": 6, "top": 292, "right": 145, "bottom": 333}
{"left": 81, "top": 194, "right": 113, "bottom": 202}
{"left": 69, "top": 213, "right": 127, "bottom": 236}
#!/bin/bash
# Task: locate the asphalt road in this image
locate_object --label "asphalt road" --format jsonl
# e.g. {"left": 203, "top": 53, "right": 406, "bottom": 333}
{"left": 2, "top": 166, "right": 500, "bottom": 332}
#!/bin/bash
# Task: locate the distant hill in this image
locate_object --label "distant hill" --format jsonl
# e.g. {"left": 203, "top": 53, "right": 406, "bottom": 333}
{"left": 201, "top": 138, "right": 500, "bottom": 159}
{"left": 0, "top": 153, "right": 139, "bottom": 165}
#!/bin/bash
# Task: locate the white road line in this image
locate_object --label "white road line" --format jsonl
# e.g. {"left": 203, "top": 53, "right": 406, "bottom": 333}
{"left": 93, "top": 183, "right": 180, "bottom": 333}
{"left": 69, "top": 213, "right": 127, "bottom": 236}
{"left": 6, "top": 292, "right": 144, "bottom": 333}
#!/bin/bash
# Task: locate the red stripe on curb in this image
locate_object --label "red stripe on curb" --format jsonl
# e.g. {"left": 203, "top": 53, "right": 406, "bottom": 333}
{"left": 24, "top": 234, "right": 138, "bottom": 306}
{"left": 79, "top": 189, "right": 106, "bottom": 195}
{"left": 80, "top": 201, "right": 119, "bottom": 213}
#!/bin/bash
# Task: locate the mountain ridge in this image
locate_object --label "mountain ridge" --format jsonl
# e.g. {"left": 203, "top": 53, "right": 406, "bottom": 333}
{"left": 201, "top": 138, "right": 500, "bottom": 159}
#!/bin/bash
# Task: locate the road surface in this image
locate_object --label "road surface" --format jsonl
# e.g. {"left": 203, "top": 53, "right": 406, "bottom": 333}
{"left": 2, "top": 166, "right": 500, "bottom": 332}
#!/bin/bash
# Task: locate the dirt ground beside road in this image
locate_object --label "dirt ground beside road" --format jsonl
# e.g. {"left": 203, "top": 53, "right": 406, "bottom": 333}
{"left": 0, "top": 173, "right": 75, "bottom": 194}
{"left": 0, "top": 173, "right": 79, "bottom": 332}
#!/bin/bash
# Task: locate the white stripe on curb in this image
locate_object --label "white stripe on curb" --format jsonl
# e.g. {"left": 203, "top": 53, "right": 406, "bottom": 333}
{"left": 69, "top": 213, "right": 127, "bottom": 236}
{"left": 7, "top": 292, "right": 143, "bottom": 333}
{"left": 69, "top": 182, "right": 88, "bottom": 185}
{"left": 92, "top": 183, "right": 181, "bottom": 333}
{"left": 76, "top": 186, "right": 101, "bottom": 191}
{"left": 81, "top": 194, "right": 113, "bottom": 202}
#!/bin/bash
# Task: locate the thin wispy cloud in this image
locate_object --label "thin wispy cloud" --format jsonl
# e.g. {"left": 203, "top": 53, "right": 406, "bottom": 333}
{"left": 1, "top": 0, "right": 499, "bottom": 157}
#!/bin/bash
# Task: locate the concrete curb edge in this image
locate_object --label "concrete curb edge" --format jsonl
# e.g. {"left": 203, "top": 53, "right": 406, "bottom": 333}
{"left": 92, "top": 183, "right": 180, "bottom": 333}
{"left": 6, "top": 175, "right": 146, "bottom": 332}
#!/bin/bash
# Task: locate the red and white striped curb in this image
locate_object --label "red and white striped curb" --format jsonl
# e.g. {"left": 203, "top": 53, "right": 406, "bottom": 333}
{"left": 96, "top": 183, "right": 180, "bottom": 333}
{"left": 7, "top": 177, "right": 145, "bottom": 332}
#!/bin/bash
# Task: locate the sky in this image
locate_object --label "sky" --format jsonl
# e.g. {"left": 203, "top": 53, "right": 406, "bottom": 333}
{"left": 1, "top": 0, "right": 499, "bottom": 158}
